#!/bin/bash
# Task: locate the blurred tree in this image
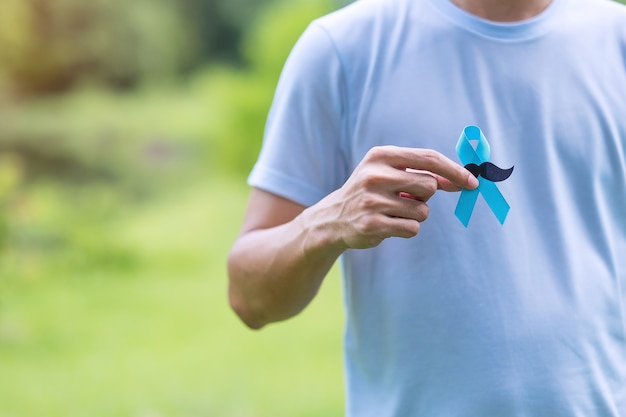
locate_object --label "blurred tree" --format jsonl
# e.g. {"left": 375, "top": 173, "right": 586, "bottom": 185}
{"left": 179, "top": 0, "right": 272, "bottom": 65}
{"left": 205, "top": 0, "right": 333, "bottom": 176}
{"left": 0, "top": 0, "right": 194, "bottom": 95}
{"left": 0, "top": 0, "right": 351, "bottom": 96}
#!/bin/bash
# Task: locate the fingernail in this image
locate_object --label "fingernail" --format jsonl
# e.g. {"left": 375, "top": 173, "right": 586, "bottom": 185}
{"left": 468, "top": 175, "right": 479, "bottom": 188}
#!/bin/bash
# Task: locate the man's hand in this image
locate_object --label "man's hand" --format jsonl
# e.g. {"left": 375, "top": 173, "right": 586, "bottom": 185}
{"left": 306, "top": 146, "right": 479, "bottom": 250}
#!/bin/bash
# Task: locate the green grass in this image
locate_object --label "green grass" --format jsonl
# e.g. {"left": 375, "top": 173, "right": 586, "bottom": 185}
{"left": 0, "top": 177, "right": 344, "bottom": 417}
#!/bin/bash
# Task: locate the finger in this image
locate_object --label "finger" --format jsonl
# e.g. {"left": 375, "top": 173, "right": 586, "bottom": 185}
{"left": 394, "top": 171, "right": 439, "bottom": 202}
{"left": 370, "top": 146, "right": 478, "bottom": 190}
{"left": 433, "top": 174, "right": 463, "bottom": 192}
{"left": 403, "top": 171, "right": 465, "bottom": 192}
{"left": 388, "top": 195, "right": 430, "bottom": 222}
{"left": 405, "top": 168, "right": 468, "bottom": 192}
{"left": 405, "top": 148, "right": 478, "bottom": 190}
{"left": 378, "top": 215, "right": 421, "bottom": 239}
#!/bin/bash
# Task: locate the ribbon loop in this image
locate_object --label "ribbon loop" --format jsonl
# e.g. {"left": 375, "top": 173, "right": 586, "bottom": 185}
{"left": 455, "top": 126, "right": 511, "bottom": 227}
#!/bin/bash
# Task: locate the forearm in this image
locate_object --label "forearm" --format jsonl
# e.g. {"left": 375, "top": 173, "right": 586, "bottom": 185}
{"left": 227, "top": 206, "right": 345, "bottom": 329}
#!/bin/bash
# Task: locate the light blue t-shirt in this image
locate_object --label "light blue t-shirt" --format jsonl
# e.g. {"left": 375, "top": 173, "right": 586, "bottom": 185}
{"left": 249, "top": 0, "right": 626, "bottom": 415}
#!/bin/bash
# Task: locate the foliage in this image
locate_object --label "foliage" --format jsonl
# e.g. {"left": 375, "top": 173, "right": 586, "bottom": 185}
{"left": 0, "top": 3, "right": 347, "bottom": 413}
{"left": 0, "top": 0, "right": 194, "bottom": 94}
{"left": 0, "top": 0, "right": 279, "bottom": 95}
{"left": 0, "top": 0, "right": 344, "bottom": 270}
{"left": 0, "top": 83, "right": 221, "bottom": 272}
{"left": 202, "top": 0, "right": 334, "bottom": 176}
{"left": 180, "top": 0, "right": 272, "bottom": 64}
{"left": 0, "top": 0, "right": 338, "bottom": 271}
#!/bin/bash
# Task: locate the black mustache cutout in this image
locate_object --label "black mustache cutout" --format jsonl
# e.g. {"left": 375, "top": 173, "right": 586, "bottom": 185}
{"left": 465, "top": 162, "right": 514, "bottom": 182}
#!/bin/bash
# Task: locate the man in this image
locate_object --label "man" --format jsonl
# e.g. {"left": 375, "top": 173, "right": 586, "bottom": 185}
{"left": 228, "top": 0, "right": 626, "bottom": 415}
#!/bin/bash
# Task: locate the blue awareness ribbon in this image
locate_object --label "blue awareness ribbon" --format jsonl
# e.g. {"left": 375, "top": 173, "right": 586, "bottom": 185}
{"left": 454, "top": 126, "right": 510, "bottom": 227}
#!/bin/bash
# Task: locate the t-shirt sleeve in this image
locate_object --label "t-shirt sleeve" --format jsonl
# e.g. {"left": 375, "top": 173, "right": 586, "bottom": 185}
{"left": 248, "top": 22, "right": 350, "bottom": 207}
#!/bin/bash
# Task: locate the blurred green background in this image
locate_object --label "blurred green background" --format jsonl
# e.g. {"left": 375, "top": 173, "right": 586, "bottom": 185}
{"left": 0, "top": 0, "right": 346, "bottom": 416}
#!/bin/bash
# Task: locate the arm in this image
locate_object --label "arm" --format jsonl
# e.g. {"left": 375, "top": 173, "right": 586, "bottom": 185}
{"left": 227, "top": 146, "right": 479, "bottom": 329}
{"left": 227, "top": 189, "right": 338, "bottom": 329}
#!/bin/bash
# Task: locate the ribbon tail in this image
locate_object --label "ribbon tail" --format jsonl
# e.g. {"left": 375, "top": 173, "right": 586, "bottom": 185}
{"left": 479, "top": 180, "right": 510, "bottom": 225}
{"left": 455, "top": 188, "right": 479, "bottom": 227}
